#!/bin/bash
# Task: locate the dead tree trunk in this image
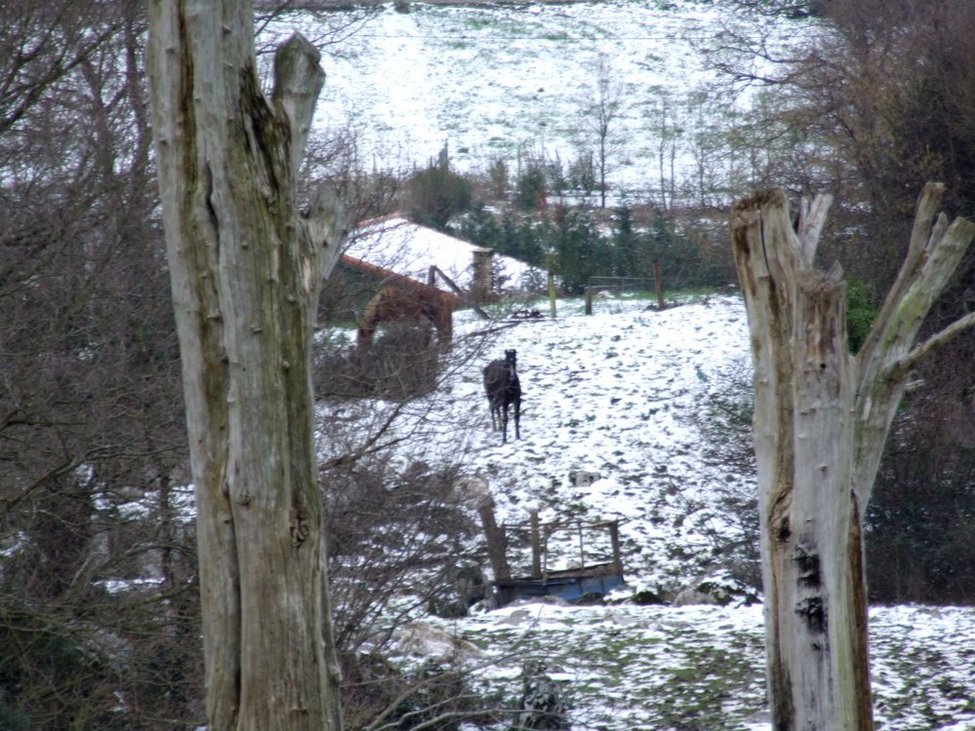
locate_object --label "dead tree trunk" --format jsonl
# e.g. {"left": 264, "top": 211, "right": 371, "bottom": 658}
{"left": 147, "top": 2, "right": 346, "bottom": 729}
{"left": 731, "top": 184, "right": 975, "bottom": 729}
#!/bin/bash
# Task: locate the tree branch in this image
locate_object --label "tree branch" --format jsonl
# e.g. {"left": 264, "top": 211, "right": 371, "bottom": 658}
{"left": 797, "top": 193, "right": 833, "bottom": 266}
{"left": 859, "top": 183, "right": 945, "bottom": 365}
{"left": 272, "top": 33, "right": 325, "bottom": 173}
{"left": 893, "top": 310, "right": 975, "bottom": 380}
{"left": 859, "top": 186, "right": 975, "bottom": 387}
{"left": 300, "top": 185, "right": 347, "bottom": 298}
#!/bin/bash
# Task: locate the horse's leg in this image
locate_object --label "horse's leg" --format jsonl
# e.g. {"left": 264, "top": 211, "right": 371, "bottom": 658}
{"left": 440, "top": 305, "right": 452, "bottom": 349}
{"left": 514, "top": 397, "right": 520, "bottom": 440}
{"left": 356, "top": 326, "right": 371, "bottom": 350}
{"left": 501, "top": 403, "right": 509, "bottom": 444}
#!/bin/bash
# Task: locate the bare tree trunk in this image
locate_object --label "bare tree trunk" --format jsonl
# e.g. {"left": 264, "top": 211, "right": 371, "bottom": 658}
{"left": 147, "top": 2, "right": 346, "bottom": 729}
{"left": 731, "top": 184, "right": 975, "bottom": 729}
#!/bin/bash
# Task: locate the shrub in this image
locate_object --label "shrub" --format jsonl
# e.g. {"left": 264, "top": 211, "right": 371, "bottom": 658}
{"left": 408, "top": 156, "right": 472, "bottom": 231}
{"left": 515, "top": 163, "right": 547, "bottom": 211}
{"left": 316, "top": 322, "right": 443, "bottom": 401}
{"left": 846, "top": 277, "right": 878, "bottom": 353}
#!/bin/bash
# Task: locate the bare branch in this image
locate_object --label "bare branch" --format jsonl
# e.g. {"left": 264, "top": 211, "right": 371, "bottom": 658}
{"left": 894, "top": 310, "right": 975, "bottom": 380}
{"left": 272, "top": 33, "right": 325, "bottom": 173}
{"left": 858, "top": 182, "right": 953, "bottom": 371}
{"left": 796, "top": 193, "right": 833, "bottom": 266}
{"left": 873, "top": 214, "right": 975, "bottom": 381}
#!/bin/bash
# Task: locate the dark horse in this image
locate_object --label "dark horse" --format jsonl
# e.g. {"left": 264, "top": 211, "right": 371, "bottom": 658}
{"left": 483, "top": 349, "right": 521, "bottom": 444}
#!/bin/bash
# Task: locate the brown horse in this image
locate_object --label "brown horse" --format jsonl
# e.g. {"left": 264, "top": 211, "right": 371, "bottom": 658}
{"left": 356, "top": 284, "right": 453, "bottom": 350}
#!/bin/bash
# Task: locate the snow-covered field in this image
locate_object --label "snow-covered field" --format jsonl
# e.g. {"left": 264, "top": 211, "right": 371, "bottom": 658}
{"left": 290, "top": 3, "right": 975, "bottom": 726}
{"left": 319, "top": 294, "right": 975, "bottom": 730}
{"left": 268, "top": 0, "right": 813, "bottom": 199}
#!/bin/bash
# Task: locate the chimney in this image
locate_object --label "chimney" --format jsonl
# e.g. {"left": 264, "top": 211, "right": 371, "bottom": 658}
{"left": 472, "top": 249, "right": 494, "bottom": 303}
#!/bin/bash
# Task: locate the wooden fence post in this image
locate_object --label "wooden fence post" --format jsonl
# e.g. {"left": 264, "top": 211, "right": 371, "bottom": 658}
{"left": 478, "top": 497, "right": 511, "bottom": 582}
{"left": 548, "top": 270, "right": 557, "bottom": 318}
{"left": 654, "top": 260, "right": 665, "bottom": 309}
{"left": 530, "top": 511, "right": 542, "bottom": 578}
{"left": 609, "top": 520, "right": 622, "bottom": 573}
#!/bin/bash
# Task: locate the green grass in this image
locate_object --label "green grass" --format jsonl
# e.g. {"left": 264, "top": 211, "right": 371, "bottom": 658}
{"left": 432, "top": 606, "right": 768, "bottom": 730}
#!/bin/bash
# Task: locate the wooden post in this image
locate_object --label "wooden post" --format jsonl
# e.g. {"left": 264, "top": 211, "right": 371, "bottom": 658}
{"left": 548, "top": 270, "right": 557, "bottom": 318}
{"left": 654, "top": 260, "right": 665, "bottom": 310}
{"left": 609, "top": 520, "right": 622, "bottom": 573}
{"left": 584, "top": 285, "right": 593, "bottom": 315}
{"left": 477, "top": 497, "right": 511, "bottom": 582}
{"left": 529, "top": 511, "right": 542, "bottom": 579}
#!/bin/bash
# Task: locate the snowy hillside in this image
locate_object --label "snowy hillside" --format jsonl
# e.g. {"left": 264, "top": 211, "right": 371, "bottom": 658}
{"left": 444, "top": 293, "right": 754, "bottom": 592}
{"left": 317, "top": 294, "right": 975, "bottom": 730}
{"left": 321, "top": 292, "right": 754, "bottom": 594}
{"left": 268, "top": 1, "right": 813, "bottom": 199}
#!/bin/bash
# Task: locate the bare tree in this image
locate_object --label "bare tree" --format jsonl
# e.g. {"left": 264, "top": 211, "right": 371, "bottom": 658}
{"left": 643, "top": 88, "right": 681, "bottom": 210}
{"left": 0, "top": 1, "right": 206, "bottom": 726}
{"left": 147, "top": 1, "right": 347, "bottom": 728}
{"left": 731, "top": 183, "right": 975, "bottom": 728}
{"left": 579, "top": 54, "right": 623, "bottom": 209}
{"left": 703, "top": 0, "right": 975, "bottom": 282}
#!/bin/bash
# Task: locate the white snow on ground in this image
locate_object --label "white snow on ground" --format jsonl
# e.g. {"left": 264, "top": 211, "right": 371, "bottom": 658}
{"left": 318, "top": 293, "right": 975, "bottom": 729}
{"left": 321, "top": 293, "right": 755, "bottom": 587}
{"left": 269, "top": 1, "right": 814, "bottom": 197}
{"left": 273, "top": 2, "right": 975, "bottom": 725}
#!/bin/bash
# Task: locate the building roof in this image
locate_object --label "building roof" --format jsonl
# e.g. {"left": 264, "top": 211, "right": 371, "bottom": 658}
{"left": 344, "top": 214, "right": 530, "bottom": 293}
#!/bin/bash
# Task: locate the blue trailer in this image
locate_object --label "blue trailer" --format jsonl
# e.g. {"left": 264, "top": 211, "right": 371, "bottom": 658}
{"left": 489, "top": 513, "right": 626, "bottom": 607}
{"left": 494, "top": 561, "right": 625, "bottom": 606}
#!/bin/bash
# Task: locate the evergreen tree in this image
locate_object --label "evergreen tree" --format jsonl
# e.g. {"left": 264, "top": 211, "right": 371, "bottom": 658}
{"left": 408, "top": 144, "right": 472, "bottom": 230}
{"left": 612, "top": 205, "right": 640, "bottom": 277}
{"left": 547, "top": 206, "right": 610, "bottom": 294}
{"left": 458, "top": 203, "right": 501, "bottom": 250}
{"left": 515, "top": 162, "right": 547, "bottom": 211}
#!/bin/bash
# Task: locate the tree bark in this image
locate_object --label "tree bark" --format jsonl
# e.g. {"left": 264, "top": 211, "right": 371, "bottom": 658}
{"left": 731, "top": 184, "right": 975, "bottom": 729}
{"left": 147, "top": 2, "right": 346, "bottom": 729}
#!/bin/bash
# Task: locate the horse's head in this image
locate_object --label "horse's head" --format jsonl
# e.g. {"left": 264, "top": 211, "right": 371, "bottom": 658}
{"left": 504, "top": 349, "right": 517, "bottom": 370}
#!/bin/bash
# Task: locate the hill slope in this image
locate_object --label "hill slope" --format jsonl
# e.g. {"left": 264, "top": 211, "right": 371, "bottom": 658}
{"left": 271, "top": 0, "right": 806, "bottom": 199}
{"left": 318, "top": 294, "right": 975, "bottom": 730}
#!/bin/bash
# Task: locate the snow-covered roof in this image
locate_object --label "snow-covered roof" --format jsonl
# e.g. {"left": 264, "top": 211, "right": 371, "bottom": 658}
{"left": 344, "top": 215, "right": 532, "bottom": 293}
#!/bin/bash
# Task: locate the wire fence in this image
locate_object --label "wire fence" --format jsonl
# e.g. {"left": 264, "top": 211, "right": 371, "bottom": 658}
{"left": 586, "top": 269, "right": 666, "bottom": 313}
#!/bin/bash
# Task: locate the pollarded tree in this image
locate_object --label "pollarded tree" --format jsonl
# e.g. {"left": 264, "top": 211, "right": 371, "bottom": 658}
{"left": 147, "top": 2, "right": 347, "bottom": 729}
{"left": 731, "top": 183, "right": 975, "bottom": 729}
